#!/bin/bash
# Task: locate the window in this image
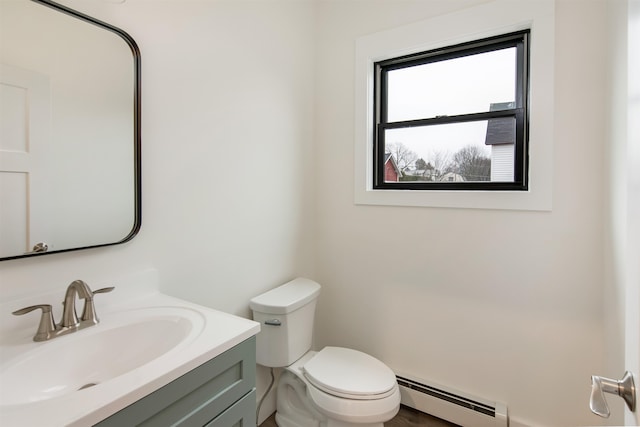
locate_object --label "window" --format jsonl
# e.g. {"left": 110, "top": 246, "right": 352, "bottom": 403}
{"left": 373, "top": 30, "right": 529, "bottom": 191}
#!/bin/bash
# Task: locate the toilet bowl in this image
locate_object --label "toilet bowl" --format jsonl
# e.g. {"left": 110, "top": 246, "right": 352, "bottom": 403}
{"left": 250, "top": 278, "right": 400, "bottom": 427}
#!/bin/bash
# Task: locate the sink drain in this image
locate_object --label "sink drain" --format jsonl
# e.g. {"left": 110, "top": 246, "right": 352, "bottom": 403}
{"left": 78, "top": 383, "right": 98, "bottom": 390}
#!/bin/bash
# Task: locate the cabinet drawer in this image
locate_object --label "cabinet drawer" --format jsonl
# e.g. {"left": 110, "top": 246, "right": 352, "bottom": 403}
{"left": 205, "top": 389, "right": 255, "bottom": 427}
{"left": 95, "top": 336, "right": 256, "bottom": 427}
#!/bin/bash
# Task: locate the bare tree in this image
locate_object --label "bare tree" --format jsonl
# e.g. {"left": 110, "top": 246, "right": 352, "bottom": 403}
{"left": 386, "top": 142, "right": 418, "bottom": 173}
{"left": 427, "top": 149, "right": 452, "bottom": 181}
{"left": 450, "top": 145, "right": 491, "bottom": 181}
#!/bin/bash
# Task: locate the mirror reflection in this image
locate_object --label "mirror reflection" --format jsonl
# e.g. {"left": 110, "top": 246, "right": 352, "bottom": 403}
{"left": 0, "top": 0, "right": 140, "bottom": 260}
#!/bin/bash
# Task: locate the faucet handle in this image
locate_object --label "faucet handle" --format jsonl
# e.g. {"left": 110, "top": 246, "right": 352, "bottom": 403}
{"left": 12, "top": 304, "right": 56, "bottom": 342}
{"left": 81, "top": 286, "right": 115, "bottom": 324}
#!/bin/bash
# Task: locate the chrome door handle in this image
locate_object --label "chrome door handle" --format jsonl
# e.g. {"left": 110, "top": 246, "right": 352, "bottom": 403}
{"left": 590, "top": 371, "right": 636, "bottom": 418}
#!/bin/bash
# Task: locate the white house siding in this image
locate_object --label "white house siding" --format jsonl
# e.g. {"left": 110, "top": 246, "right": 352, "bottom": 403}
{"left": 491, "top": 144, "right": 514, "bottom": 182}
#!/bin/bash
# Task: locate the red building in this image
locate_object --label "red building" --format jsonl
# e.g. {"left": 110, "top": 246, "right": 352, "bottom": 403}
{"left": 384, "top": 153, "right": 401, "bottom": 182}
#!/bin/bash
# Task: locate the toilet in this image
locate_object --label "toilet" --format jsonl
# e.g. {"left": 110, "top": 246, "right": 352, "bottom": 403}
{"left": 250, "top": 278, "right": 400, "bottom": 427}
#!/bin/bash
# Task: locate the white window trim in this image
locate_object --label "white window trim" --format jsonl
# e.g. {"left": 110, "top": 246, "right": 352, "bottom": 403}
{"left": 354, "top": 0, "right": 555, "bottom": 211}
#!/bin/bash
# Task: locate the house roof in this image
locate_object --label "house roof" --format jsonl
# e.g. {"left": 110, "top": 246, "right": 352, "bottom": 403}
{"left": 384, "top": 152, "right": 402, "bottom": 175}
{"left": 485, "top": 102, "right": 516, "bottom": 146}
{"left": 439, "top": 172, "right": 465, "bottom": 182}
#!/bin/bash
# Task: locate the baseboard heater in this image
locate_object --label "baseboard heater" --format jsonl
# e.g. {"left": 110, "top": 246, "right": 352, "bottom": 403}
{"left": 396, "top": 374, "right": 508, "bottom": 427}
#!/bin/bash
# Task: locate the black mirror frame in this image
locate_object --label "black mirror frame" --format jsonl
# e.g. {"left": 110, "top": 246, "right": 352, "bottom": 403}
{"left": 2, "top": 0, "right": 141, "bottom": 261}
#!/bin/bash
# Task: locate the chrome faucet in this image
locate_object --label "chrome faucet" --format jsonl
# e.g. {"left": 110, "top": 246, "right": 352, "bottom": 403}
{"left": 61, "top": 280, "right": 93, "bottom": 328}
{"left": 12, "top": 281, "right": 115, "bottom": 342}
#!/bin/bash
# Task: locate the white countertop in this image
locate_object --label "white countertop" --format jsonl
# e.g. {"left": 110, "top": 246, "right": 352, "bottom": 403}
{"left": 0, "top": 290, "right": 260, "bottom": 427}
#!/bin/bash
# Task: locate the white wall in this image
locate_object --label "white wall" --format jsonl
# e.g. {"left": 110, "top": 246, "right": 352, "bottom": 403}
{"left": 0, "top": 1, "right": 317, "bottom": 420}
{"left": 0, "top": 0, "right": 623, "bottom": 426}
{"left": 0, "top": 0, "right": 316, "bottom": 310}
{"left": 314, "top": 1, "right": 607, "bottom": 426}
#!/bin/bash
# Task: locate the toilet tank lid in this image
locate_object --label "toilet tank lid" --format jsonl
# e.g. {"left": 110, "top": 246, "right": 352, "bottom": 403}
{"left": 249, "top": 278, "right": 321, "bottom": 315}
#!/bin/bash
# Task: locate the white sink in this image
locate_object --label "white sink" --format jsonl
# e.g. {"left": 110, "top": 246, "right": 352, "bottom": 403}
{"left": 0, "top": 306, "right": 204, "bottom": 405}
{"left": 0, "top": 291, "right": 260, "bottom": 427}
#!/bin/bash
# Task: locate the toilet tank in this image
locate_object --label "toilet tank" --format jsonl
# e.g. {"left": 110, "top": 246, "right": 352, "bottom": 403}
{"left": 249, "top": 278, "right": 321, "bottom": 367}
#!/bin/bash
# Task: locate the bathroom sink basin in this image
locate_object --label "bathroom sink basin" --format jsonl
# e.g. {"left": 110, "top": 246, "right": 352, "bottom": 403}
{"left": 0, "top": 288, "right": 259, "bottom": 427}
{"left": 0, "top": 306, "right": 204, "bottom": 405}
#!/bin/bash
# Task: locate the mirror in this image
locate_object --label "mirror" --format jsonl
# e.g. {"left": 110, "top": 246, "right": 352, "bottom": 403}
{"left": 0, "top": 0, "right": 141, "bottom": 260}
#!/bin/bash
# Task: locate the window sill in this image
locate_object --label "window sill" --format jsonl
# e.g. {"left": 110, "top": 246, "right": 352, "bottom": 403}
{"left": 355, "top": 188, "right": 551, "bottom": 211}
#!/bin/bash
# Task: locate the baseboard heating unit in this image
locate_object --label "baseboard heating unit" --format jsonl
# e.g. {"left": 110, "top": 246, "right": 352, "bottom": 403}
{"left": 396, "top": 374, "right": 508, "bottom": 427}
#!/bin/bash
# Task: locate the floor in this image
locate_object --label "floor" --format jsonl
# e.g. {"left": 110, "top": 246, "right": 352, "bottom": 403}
{"left": 259, "top": 405, "right": 460, "bottom": 427}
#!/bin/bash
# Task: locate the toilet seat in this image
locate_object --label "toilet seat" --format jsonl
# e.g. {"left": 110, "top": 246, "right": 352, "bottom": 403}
{"left": 280, "top": 349, "right": 401, "bottom": 426}
{"left": 302, "top": 347, "right": 397, "bottom": 400}
{"left": 305, "top": 379, "right": 401, "bottom": 423}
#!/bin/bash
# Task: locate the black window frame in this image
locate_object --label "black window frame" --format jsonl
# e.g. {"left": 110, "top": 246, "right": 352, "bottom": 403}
{"left": 373, "top": 30, "right": 530, "bottom": 191}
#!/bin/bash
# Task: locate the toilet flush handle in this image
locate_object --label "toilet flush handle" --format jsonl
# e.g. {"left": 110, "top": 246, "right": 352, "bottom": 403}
{"left": 264, "top": 319, "right": 281, "bottom": 326}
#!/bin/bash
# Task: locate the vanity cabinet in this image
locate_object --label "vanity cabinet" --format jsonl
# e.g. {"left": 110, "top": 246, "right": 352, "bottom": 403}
{"left": 95, "top": 337, "right": 256, "bottom": 427}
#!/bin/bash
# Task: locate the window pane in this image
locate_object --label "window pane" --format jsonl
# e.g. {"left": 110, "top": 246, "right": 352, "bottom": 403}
{"left": 384, "top": 118, "right": 515, "bottom": 183}
{"left": 386, "top": 47, "right": 516, "bottom": 122}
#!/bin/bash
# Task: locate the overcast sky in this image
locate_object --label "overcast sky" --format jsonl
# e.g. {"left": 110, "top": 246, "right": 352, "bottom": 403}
{"left": 385, "top": 47, "right": 516, "bottom": 164}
